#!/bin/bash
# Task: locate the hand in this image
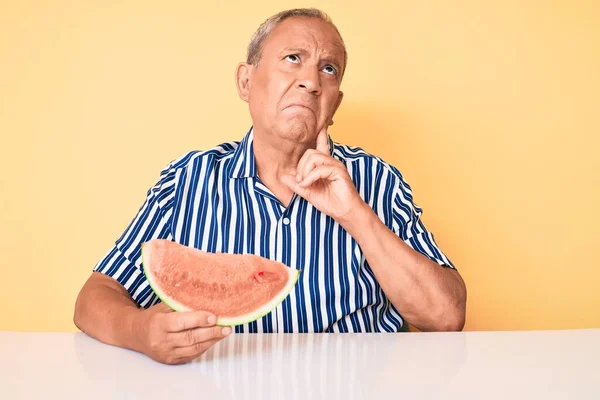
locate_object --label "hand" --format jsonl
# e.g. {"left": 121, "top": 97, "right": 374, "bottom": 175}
{"left": 135, "top": 302, "right": 232, "bottom": 365}
{"left": 281, "top": 126, "right": 365, "bottom": 224}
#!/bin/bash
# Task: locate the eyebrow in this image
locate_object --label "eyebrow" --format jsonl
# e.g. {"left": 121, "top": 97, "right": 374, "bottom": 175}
{"left": 280, "top": 47, "right": 343, "bottom": 72}
{"left": 281, "top": 47, "right": 310, "bottom": 57}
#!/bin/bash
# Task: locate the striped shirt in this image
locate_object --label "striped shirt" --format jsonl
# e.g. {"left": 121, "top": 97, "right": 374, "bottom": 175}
{"left": 94, "top": 127, "right": 455, "bottom": 333}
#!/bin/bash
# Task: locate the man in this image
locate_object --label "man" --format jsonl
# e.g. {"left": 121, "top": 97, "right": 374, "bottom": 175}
{"left": 74, "top": 8, "right": 466, "bottom": 365}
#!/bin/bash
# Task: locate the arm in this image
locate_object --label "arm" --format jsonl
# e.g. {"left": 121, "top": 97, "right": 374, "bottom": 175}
{"left": 338, "top": 203, "right": 466, "bottom": 331}
{"left": 75, "top": 155, "right": 229, "bottom": 364}
{"left": 73, "top": 271, "right": 146, "bottom": 352}
{"left": 74, "top": 271, "right": 232, "bottom": 364}
{"left": 281, "top": 126, "right": 466, "bottom": 332}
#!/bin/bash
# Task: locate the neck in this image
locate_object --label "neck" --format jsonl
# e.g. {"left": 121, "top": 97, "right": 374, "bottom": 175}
{"left": 252, "top": 128, "right": 313, "bottom": 181}
{"left": 251, "top": 126, "right": 316, "bottom": 207}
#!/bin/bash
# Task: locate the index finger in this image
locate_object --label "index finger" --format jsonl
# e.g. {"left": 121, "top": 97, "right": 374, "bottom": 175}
{"left": 162, "top": 310, "right": 217, "bottom": 332}
{"left": 316, "top": 125, "right": 330, "bottom": 154}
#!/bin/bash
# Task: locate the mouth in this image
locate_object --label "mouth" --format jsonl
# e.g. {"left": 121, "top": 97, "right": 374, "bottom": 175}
{"left": 284, "top": 104, "right": 314, "bottom": 113}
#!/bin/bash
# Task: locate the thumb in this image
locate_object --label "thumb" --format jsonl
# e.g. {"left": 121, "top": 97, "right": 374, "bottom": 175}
{"left": 316, "top": 126, "right": 330, "bottom": 154}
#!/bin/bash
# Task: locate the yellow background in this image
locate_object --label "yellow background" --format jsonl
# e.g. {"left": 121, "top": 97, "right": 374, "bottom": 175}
{"left": 1, "top": 0, "right": 598, "bottom": 332}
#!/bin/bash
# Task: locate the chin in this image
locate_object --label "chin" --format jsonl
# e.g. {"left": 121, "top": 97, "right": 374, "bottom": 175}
{"left": 274, "top": 119, "right": 315, "bottom": 143}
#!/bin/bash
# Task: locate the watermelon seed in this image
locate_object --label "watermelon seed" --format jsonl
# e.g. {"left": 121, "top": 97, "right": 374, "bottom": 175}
{"left": 254, "top": 271, "right": 265, "bottom": 283}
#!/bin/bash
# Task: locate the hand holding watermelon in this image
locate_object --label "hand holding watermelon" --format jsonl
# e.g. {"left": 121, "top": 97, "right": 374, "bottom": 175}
{"left": 135, "top": 302, "right": 231, "bottom": 365}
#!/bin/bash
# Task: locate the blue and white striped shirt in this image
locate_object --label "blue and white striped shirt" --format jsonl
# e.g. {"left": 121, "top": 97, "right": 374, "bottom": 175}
{"left": 94, "top": 127, "right": 455, "bottom": 333}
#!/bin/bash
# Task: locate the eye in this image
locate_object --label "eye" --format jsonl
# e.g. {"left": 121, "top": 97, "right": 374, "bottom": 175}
{"left": 323, "top": 65, "right": 337, "bottom": 76}
{"left": 285, "top": 54, "right": 300, "bottom": 63}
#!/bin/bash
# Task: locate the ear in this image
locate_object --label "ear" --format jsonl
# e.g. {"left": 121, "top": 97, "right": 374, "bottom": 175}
{"left": 328, "top": 91, "right": 344, "bottom": 126}
{"left": 235, "top": 62, "right": 253, "bottom": 102}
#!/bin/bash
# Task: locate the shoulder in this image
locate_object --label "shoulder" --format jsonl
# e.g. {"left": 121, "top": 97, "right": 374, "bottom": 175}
{"left": 332, "top": 142, "right": 423, "bottom": 229}
{"left": 332, "top": 142, "right": 410, "bottom": 191}
{"left": 147, "top": 140, "right": 240, "bottom": 208}
{"left": 158, "top": 140, "right": 240, "bottom": 179}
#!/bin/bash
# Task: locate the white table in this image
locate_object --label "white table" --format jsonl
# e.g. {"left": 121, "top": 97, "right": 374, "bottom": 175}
{"left": 1, "top": 329, "right": 599, "bottom": 399}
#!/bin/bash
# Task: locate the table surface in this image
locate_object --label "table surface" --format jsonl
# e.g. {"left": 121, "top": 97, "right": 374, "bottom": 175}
{"left": 1, "top": 329, "right": 599, "bottom": 399}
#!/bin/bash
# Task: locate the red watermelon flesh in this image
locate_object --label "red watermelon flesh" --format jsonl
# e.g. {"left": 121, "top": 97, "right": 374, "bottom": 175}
{"left": 141, "top": 239, "right": 300, "bottom": 326}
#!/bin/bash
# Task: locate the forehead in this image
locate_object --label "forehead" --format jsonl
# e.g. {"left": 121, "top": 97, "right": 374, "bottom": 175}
{"left": 263, "top": 17, "right": 345, "bottom": 61}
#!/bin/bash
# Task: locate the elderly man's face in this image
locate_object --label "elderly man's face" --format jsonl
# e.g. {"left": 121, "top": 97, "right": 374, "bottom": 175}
{"left": 238, "top": 17, "right": 345, "bottom": 143}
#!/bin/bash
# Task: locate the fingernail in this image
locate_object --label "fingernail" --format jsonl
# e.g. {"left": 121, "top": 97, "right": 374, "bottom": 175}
{"left": 208, "top": 315, "right": 216, "bottom": 324}
{"left": 222, "top": 327, "right": 232, "bottom": 336}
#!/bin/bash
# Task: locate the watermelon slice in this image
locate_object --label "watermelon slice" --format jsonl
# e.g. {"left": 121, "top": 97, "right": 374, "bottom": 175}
{"left": 141, "top": 239, "right": 300, "bottom": 326}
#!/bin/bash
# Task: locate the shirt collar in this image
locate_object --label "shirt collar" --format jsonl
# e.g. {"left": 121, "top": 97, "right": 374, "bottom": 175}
{"left": 229, "top": 127, "right": 257, "bottom": 179}
{"left": 229, "top": 126, "right": 335, "bottom": 179}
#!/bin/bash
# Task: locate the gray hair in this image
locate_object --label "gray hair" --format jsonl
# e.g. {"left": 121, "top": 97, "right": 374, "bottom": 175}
{"left": 246, "top": 8, "right": 348, "bottom": 77}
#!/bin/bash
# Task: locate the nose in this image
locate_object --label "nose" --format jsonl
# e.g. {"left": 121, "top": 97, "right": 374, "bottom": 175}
{"left": 296, "top": 66, "right": 321, "bottom": 95}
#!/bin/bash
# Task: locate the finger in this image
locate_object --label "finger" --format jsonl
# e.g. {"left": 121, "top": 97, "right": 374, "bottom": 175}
{"left": 281, "top": 173, "right": 301, "bottom": 191}
{"left": 280, "top": 172, "right": 314, "bottom": 201}
{"left": 299, "top": 165, "right": 338, "bottom": 188}
{"left": 162, "top": 339, "right": 221, "bottom": 365}
{"left": 171, "top": 325, "right": 232, "bottom": 347}
{"left": 316, "top": 126, "right": 330, "bottom": 154}
{"left": 296, "top": 149, "right": 318, "bottom": 182}
{"left": 300, "top": 152, "right": 332, "bottom": 181}
{"left": 163, "top": 310, "right": 217, "bottom": 332}
{"left": 172, "top": 337, "right": 225, "bottom": 361}
{"left": 280, "top": 174, "right": 312, "bottom": 201}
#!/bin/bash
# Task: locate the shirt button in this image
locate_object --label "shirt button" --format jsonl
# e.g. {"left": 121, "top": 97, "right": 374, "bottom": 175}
{"left": 283, "top": 217, "right": 290, "bottom": 225}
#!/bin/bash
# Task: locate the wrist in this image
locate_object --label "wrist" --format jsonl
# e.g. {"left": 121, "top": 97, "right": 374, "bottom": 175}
{"left": 120, "top": 306, "right": 146, "bottom": 354}
{"left": 338, "top": 200, "right": 378, "bottom": 239}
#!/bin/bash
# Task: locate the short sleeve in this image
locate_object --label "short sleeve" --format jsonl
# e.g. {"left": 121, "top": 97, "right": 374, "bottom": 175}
{"left": 390, "top": 175, "right": 456, "bottom": 269}
{"left": 93, "top": 161, "right": 180, "bottom": 308}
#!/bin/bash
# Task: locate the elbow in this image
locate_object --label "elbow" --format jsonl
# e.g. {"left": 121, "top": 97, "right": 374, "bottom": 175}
{"left": 404, "top": 295, "right": 466, "bottom": 332}
{"left": 434, "top": 289, "right": 467, "bottom": 332}
{"left": 73, "top": 301, "right": 82, "bottom": 332}
{"left": 73, "top": 289, "right": 86, "bottom": 332}
{"left": 437, "top": 304, "right": 465, "bottom": 332}
{"left": 437, "top": 270, "right": 467, "bottom": 331}
{"left": 398, "top": 271, "right": 467, "bottom": 332}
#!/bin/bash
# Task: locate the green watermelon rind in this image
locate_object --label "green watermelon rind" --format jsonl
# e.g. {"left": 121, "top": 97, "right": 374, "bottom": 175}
{"left": 215, "top": 268, "right": 300, "bottom": 327}
{"left": 140, "top": 242, "right": 300, "bottom": 327}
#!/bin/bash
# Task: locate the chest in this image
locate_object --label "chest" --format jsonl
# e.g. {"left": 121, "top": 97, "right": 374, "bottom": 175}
{"left": 166, "top": 175, "right": 395, "bottom": 332}
{"left": 170, "top": 177, "right": 363, "bottom": 269}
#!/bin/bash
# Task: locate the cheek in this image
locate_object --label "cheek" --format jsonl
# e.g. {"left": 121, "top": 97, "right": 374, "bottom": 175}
{"left": 253, "top": 75, "right": 286, "bottom": 108}
{"left": 249, "top": 77, "right": 274, "bottom": 114}
{"left": 271, "top": 71, "right": 293, "bottom": 104}
{"left": 321, "top": 92, "right": 339, "bottom": 117}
